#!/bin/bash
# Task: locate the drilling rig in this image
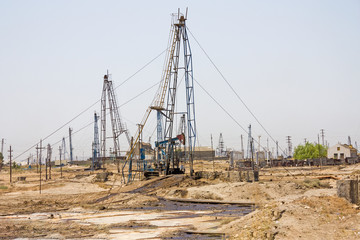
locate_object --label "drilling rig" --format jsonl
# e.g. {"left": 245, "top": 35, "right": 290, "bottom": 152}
{"left": 100, "top": 71, "right": 131, "bottom": 172}
{"left": 125, "top": 9, "right": 196, "bottom": 181}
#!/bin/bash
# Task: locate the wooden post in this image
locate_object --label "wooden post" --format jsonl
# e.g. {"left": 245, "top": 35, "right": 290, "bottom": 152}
{"left": 59, "top": 146, "right": 63, "bottom": 178}
{"left": 36, "top": 144, "right": 39, "bottom": 173}
{"left": 8, "top": 146, "right": 13, "bottom": 184}
{"left": 45, "top": 156, "right": 48, "bottom": 180}
{"left": 49, "top": 157, "right": 51, "bottom": 180}
{"left": 211, "top": 134, "right": 214, "bottom": 172}
{"left": 36, "top": 140, "right": 45, "bottom": 194}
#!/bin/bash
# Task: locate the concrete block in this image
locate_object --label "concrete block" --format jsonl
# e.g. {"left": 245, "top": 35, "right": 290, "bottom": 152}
{"left": 337, "top": 179, "right": 359, "bottom": 204}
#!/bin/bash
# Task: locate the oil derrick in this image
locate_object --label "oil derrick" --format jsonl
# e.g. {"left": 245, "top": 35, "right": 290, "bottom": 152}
{"left": 92, "top": 112, "right": 100, "bottom": 170}
{"left": 69, "top": 127, "right": 73, "bottom": 164}
{"left": 46, "top": 144, "right": 52, "bottom": 180}
{"left": 161, "top": 10, "right": 196, "bottom": 175}
{"left": 126, "top": 9, "right": 196, "bottom": 179}
{"left": 320, "top": 129, "right": 325, "bottom": 146}
{"left": 217, "top": 133, "right": 225, "bottom": 157}
{"left": 348, "top": 136, "right": 352, "bottom": 146}
{"left": 286, "top": 136, "right": 292, "bottom": 157}
{"left": 100, "top": 71, "right": 131, "bottom": 173}
{"left": 61, "top": 137, "right": 67, "bottom": 161}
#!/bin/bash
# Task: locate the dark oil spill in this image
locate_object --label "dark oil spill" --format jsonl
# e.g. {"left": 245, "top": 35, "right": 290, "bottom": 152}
{"left": 138, "top": 198, "right": 254, "bottom": 218}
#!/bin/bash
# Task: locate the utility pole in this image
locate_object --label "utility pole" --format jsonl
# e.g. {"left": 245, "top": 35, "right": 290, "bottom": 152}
{"left": 59, "top": 146, "right": 62, "bottom": 178}
{"left": 318, "top": 134, "right": 322, "bottom": 168}
{"left": 0, "top": 139, "right": 4, "bottom": 172}
{"left": 45, "top": 151, "right": 48, "bottom": 181}
{"left": 36, "top": 140, "right": 45, "bottom": 194}
{"left": 211, "top": 134, "right": 214, "bottom": 172}
{"left": 1, "top": 138, "right": 4, "bottom": 155}
{"left": 276, "top": 141, "right": 279, "bottom": 159}
{"left": 286, "top": 136, "right": 292, "bottom": 158}
{"left": 8, "top": 145, "right": 13, "bottom": 184}
{"left": 320, "top": 129, "right": 325, "bottom": 146}
{"left": 304, "top": 138, "right": 307, "bottom": 145}
{"left": 266, "top": 138, "right": 269, "bottom": 163}
{"left": 240, "top": 134, "right": 244, "bottom": 160}
{"left": 69, "top": 127, "right": 73, "bottom": 164}
{"left": 250, "top": 137, "right": 254, "bottom": 171}
{"left": 36, "top": 144, "right": 39, "bottom": 173}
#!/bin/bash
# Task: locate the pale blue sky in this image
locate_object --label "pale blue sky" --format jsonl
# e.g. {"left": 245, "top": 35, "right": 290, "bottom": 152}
{"left": 1, "top": 0, "right": 359, "bottom": 161}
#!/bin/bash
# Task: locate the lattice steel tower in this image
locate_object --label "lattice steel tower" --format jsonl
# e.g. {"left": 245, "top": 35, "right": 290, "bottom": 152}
{"left": 217, "top": 133, "right": 225, "bottom": 157}
{"left": 161, "top": 10, "right": 196, "bottom": 175}
{"left": 92, "top": 112, "right": 100, "bottom": 169}
{"left": 127, "top": 9, "right": 197, "bottom": 177}
{"left": 100, "top": 71, "right": 131, "bottom": 172}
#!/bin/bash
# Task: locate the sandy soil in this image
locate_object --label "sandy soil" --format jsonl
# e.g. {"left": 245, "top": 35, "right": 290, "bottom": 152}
{"left": 0, "top": 161, "right": 359, "bottom": 239}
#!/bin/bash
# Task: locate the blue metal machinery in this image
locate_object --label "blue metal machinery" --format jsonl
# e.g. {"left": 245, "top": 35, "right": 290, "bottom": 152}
{"left": 156, "top": 110, "right": 163, "bottom": 161}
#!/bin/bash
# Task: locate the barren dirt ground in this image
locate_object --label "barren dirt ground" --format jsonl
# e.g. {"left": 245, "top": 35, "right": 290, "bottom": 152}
{"left": 0, "top": 161, "right": 360, "bottom": 239}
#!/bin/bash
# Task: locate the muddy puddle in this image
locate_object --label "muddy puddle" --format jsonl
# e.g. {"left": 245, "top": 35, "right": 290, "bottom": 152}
{"left": 163, "top": 232, "right": 224, "bottom": 240}
{"left": 138, "top": 197, "right": 254, "bottom": 217}
{"left": 2, "top": 199, "right": 253, "bottom": 239}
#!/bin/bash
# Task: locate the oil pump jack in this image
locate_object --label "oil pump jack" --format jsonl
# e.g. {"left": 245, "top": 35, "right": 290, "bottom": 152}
{"left": 125, "top": 9, "right": 196, "bottom": 181}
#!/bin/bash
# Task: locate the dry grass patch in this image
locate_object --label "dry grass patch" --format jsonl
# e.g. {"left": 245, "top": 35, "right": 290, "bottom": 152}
{"left": 228, "top": 204, "right": 278, "bottom": 240}
{"left": 297, "top": 195, "right": 357, "bottom": 216}
{"left": 301, "top": 178, "right": 331, "bottom": 189}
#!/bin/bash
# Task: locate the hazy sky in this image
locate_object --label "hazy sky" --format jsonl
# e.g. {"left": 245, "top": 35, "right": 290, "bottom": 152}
{"left": 1, "top": 0, "right": 359, "bottom": 162}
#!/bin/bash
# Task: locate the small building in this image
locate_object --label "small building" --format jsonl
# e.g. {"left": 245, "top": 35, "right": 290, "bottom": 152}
{"left": 327, "top": 143, "right": 357, "bottom": 160}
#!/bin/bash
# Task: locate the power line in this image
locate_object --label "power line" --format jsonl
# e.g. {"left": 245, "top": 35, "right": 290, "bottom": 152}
{"left": 14, "top": 49, "right": 167, "bottom": 161}
{"left": 194, "top": 76, "right": 296, "bottom": 178}
{"left": 194, "top": 78, "right": 267, "bottom": 152}
{"left": 187, "top": 27, "right": 286, "bottom": 155}
{"left": 51, "top": 81, "right": 161, "bottom": 151}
